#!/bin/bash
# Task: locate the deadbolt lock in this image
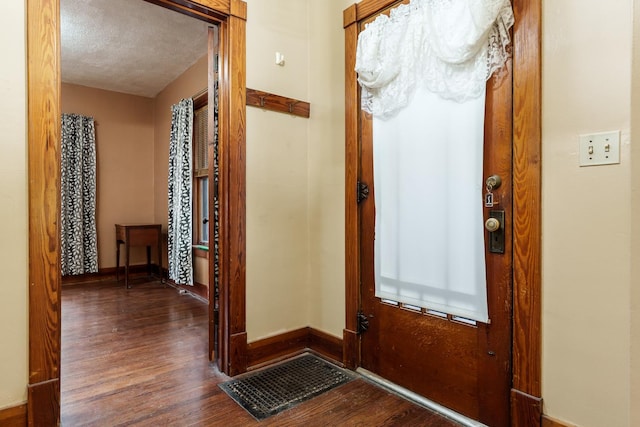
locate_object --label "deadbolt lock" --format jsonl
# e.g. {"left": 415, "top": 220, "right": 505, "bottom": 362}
{"left": 485, "top": 175, "right": 502, "bottom": 191}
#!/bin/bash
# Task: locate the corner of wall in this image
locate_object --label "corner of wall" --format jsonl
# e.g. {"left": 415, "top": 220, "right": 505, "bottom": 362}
{"left": 244, "top": 0, "right": 312, "bottom": 342}
{"left": 0, "top": 0, "right": 29, "bottom": 409}
{"left": 630, "top": 2, "right": 640, "bottom": 425}
{"left": 305, "top": 0, "right": 346, "bottom": 338}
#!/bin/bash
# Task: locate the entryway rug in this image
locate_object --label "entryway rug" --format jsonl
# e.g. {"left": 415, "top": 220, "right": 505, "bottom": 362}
{"left": 219, "top": 353, "right": 355, "bottom": 420}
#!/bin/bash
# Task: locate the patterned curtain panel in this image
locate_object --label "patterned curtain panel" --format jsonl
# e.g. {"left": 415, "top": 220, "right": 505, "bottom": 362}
{"left": 212, "top": 82, "right": 220, "bottom": 302}
{"left": 168, "top": 98, "right": 194, "bottom": 285}
{"left": 61, "top": 113, "right": 99, "bottom": 276}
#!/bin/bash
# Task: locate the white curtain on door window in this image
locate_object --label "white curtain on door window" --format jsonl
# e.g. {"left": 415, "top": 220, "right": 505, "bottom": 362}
{"left": 356, "top": 0, "right": 514, "bottom": 322}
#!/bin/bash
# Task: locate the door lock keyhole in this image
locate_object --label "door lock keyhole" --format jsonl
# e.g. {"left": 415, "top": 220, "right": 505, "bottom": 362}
{"left": 486, "top": 210, "right": 505, "bottom": 254}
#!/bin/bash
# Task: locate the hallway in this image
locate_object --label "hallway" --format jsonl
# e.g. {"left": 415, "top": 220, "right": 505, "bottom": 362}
{"left": 61, "top": 278, "right": 459, "bottom": 426}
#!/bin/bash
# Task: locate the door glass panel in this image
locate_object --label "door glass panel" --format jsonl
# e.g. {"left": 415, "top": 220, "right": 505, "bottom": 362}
{"left": 373, "top": 87, "right": 489, "bottom": 323}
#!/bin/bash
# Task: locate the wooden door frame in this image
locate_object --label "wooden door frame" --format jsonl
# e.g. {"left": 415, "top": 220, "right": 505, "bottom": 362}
{"left": 26, "top": 0, "right": 247, "bottom": 424}
{"left": 343, "top": 1, "right": 542, "bottom": 425}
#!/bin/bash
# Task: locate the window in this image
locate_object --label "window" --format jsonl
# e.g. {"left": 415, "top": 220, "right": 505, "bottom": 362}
{"left": 193, "top": 94, "right": 209, "bottom": 246}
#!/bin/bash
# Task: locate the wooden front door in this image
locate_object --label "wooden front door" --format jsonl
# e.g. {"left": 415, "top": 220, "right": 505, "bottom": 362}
{"left": 352, "top": 3, "right": 514, "bottom": 426}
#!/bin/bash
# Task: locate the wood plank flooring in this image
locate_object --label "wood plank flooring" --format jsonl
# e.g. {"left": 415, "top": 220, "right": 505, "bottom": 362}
{"left": 61, "top": 278, "right": 460, "bottom": 426}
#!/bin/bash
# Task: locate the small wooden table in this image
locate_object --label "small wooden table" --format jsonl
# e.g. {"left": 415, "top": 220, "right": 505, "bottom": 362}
{"left": 115, "top": 224, "right": 162, "bottom": 289}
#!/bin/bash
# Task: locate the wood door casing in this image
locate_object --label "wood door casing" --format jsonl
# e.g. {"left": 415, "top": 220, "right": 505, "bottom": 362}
{"left": 26, "top": 0, "right": 247, "bottom": 423}
{"left": 344, "top": 0, "right": 542, "bottom": 424}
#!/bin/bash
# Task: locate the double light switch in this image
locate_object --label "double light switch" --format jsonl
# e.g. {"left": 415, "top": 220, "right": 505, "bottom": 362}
{"left": 579, "top": 131, "right": 620, "bottom": 167}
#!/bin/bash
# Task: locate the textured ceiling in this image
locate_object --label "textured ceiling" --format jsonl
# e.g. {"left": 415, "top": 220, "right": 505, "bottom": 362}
{"left": 61, "top": 0, "right": 209, "bottom": 98}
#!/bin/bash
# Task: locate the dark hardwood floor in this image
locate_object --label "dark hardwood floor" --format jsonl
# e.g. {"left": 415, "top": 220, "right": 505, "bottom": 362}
{"left": 61, "top": 278, "right": 460, "bottom": 426}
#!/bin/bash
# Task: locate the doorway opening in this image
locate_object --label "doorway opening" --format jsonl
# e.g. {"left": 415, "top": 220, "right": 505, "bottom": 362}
{"left": 59, "top": 0, "right": 216, "bottom": 418}
{"left": 26, "top": 0, "right": 247, "bottom": 423}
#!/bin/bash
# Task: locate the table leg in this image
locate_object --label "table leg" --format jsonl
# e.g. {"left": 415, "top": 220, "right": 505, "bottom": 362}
{"left": 116, "top": 242, "right": 120, "bottom": 282}
{"left": 125, "top": 241, "right": 130, "bottom": 289}
{"left": 146, "top": 245, "right": 151, "bottom": 277}
{"left": 158, "top": 237, "right": 163, "bottom": 284}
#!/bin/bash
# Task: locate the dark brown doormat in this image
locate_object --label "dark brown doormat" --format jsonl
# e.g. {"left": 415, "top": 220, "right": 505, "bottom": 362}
{"left": 219, "top": 353, "right": 355, "bottom": 420}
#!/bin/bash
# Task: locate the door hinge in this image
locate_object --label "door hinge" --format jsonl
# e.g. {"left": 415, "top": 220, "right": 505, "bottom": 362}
{"left": 357, "top": 181, "right": 369, "bottom": 204}
{"left": 357, "top": 311, "right": 369, "bottom": 334}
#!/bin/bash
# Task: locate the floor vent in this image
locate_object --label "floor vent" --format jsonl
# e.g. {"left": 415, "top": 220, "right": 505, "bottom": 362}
{"left": 219, "top": 353, "right": 355, "bottom": 420}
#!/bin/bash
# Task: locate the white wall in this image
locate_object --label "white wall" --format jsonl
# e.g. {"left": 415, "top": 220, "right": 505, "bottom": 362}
{"left": 542, "top": 1, "right": 632, "bottom": 425}
{"left": 631, "top": 2, "right": 640, "bottom": 426}
{"left": 0, "top": 1, "right": 28, "bottom": 409}
{"left": 307, "top": 0, "right": 348, "bottom": 337}
{"left": 244, "top": 0, "right": 350, "bottom": 341}
{"left": 245, "top": 0, "right": 312, "bottom": 340}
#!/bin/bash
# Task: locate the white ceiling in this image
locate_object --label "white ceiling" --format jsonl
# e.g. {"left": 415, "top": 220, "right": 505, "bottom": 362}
{"left": 61, "top": 0, "right": 209, "bottom": 98}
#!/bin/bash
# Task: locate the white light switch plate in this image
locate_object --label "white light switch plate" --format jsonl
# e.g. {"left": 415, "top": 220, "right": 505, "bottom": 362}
{"left": 579, "top": 131, "right": 620, "bottom": 166}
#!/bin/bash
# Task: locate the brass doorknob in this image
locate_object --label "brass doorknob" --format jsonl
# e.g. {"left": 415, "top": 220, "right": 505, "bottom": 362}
{"left": 485, "top": 217, "right": 500, "bottom": 232}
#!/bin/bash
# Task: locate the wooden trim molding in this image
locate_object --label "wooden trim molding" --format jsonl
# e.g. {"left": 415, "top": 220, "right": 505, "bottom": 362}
{"left": 27, "top": 0, "right": 61, "bottom": 424}
{"left": 247, "top": 327, "right": 344, "bottom": 369}
{"left": 61, "top": 265, "right": 163, "bottom": 286}
{"left": 193, "top": 89, "right": 208, "bottom": 109}
{"left": 27, "top": 379, "right": 59, "bottom": 427}
{"left": 62, "top": 265, "right": 209, "bottom": 301}
{"left": 542, "top": 414, "right": 577, "bottom": 427}
{"left": 343, "top": 4, "right": 357, "bottom": 28}
{"left": 510, "top": 389, "right": 542, "bottom": 427}
{"left": 164, "top": 277, "right": 210, "bottom": 301}
{"left": 309, "top": 328, "right": 343, "bottom": 364}
{"left": 27, "top": 0, "right": 248, "bottom": 424}
{"left": 193, "top": 246, "right": 209, "bottom": 259}
{"left": 246, "top": 88, "right": 311, "bottom": 118}
{"left": 350, "top": 0, "right": 410, "bottom": 23}
{"left": 247, "top": 328, "right": 310, "bottom": 368}
{"left": 343, "top": 0, "right": 542, "bottom": 424}
{"left": 342, "top": 7, "right": 360, "bottom": 372}
{"left": 216, "top": 8, "right": 248, "bottom": 376}
{"left": 0, "top": 404, "right": 27, "bottom": 427}
{"left": 512, "top": 0, "right": 542, "bottom": 400}
{"left": 230, "top": 0, "right": 247, "bottom": 20}
{"left": 143, "top": 0, "right": 230, "bottom": 22}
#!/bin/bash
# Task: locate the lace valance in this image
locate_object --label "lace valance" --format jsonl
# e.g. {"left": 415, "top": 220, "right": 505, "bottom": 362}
{"left": 355, "top": 0, "right": 514, "bottom": 118}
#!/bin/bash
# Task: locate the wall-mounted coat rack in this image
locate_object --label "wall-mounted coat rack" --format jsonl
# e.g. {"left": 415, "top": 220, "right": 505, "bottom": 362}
{"left": 246, "top": 88, "right": 310, "bottom": 118}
